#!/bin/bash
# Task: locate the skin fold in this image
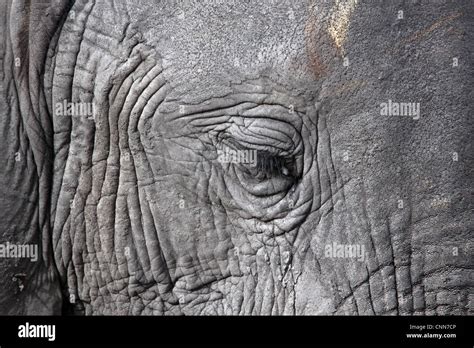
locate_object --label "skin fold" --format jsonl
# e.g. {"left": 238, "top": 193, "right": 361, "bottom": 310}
{"left": 0, "top": 0, "right": 472, "bottom": 315}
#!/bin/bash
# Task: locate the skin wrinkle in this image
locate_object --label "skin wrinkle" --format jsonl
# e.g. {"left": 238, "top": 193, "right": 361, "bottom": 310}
{"left": 120, "top": 55, "right": 172, "bottom": 312}
{"left": 334, "top": 165, "right": 381, "bottom": 314}
{"left": 2, "top": 0, "right": 66, "bottom": 315}
{"left": 50, "top": 0, "right": 90, "bottom": 276}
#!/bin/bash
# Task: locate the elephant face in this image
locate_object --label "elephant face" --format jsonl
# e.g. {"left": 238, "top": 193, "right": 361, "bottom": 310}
{"left": 1, "top": 0, "right": 472, "bottom": 315}
{"left": 51, "top": 1, "right": 328, "bottom": 315}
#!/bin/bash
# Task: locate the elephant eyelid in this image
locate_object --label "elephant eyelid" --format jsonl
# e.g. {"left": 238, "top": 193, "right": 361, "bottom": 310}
{"left": 219, "top": 134, "right": 300, "bottom": 158}
{"left": 215, "top": 119, "right": 302, "bottom": 158}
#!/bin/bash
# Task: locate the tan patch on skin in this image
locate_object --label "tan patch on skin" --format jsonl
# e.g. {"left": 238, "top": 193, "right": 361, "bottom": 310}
{"left": 447, "top": 26, "right": 465, "bottom": 39}
{"left": 304, "top": 4, "right": 328, "bottom": 78}
{"left": 328, "top": 0, "right": 359, "bottom": 56}
{"left": 388, "top": 12, "right": 462, "bottom": 53}
{"left": 403, "top": 12, "right": 462, "bottom": 44}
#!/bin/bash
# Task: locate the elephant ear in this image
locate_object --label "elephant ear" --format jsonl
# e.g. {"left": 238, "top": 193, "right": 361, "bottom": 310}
{"left": 0, "top": 0, "right": 72, "bottom": 314}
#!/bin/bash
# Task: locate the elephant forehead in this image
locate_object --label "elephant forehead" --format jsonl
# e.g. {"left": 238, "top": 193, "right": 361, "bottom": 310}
{"left": 125, "top": 0, "right": 335, "bottom": 97}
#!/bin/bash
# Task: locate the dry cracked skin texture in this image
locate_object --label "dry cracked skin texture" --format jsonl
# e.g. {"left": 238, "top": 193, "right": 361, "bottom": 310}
{"left": 0, "top": 0, "right": 473, "bottom": 315}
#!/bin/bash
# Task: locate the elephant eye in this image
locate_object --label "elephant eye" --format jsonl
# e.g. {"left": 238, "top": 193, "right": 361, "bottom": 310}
{"left": 214, "top": 128, "right": 303, "bottom": 196}
{"left": 232, "top": 149, "right": 300, "bottom": 196}
{"left": 242, "top": 151, "right": 297, "bottom": 182}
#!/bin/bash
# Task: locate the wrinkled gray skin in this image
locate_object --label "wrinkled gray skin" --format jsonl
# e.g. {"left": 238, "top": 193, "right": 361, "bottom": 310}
{"left": 0, "top": 0, "right": 473, "bottom": 315}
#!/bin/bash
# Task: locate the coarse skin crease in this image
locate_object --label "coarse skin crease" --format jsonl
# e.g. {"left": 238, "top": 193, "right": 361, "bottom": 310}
{"left": 0, "top": 0, "right": 472, "bottom": 316}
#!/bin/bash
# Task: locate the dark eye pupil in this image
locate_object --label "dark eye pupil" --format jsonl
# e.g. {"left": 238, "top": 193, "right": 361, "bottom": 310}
{"left": 253, "top": 151, "right": 294, "bottom": 181}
